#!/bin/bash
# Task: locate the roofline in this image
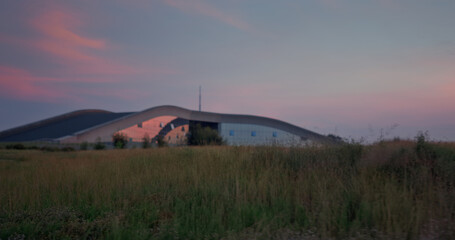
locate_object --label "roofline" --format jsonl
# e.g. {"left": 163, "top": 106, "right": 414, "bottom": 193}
{"left": 0, "top": 109, "right": 116, "bottom": 140}
{"left": 61, "top": 105, "right": 331, "bottom": 143}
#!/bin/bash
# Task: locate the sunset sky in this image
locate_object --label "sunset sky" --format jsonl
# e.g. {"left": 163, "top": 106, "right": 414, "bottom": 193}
{"left": 1, "top": 0, "right": 454, "bottom": 141}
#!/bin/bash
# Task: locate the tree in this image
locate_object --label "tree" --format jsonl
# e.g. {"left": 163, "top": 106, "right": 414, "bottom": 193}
{"left": 113, "top": 132, "right": 128, "bottom": 149}
{"left": 142, "top": 133, "right": 150, "bottom": 149}
{"left": 156, "top": 135, "right": 167, "bottom": 147}
{"left": 327, "top": 134, "right": 345, "bottom": 143}
{"left": 187, "top": 124, "right": 223, "bottom": 146}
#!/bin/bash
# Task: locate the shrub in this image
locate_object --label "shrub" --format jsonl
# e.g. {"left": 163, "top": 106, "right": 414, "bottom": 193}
{"left": 327, "top": 134, "right": 345, "bottom": 143}
{"left": 40, "top": 146, "right": 59, "bottom": 152}
{"left": 79, "top": 142, "right": 89, "bottom": 150}
{"left": 142, "top": 133, "right": 150, "bottom": 149}
{"left": 6, "top": 143, "right": 26, "bottom": 150}
{"left": 113, "top": 132, "right": 128, "bottom": 149}
{"left": 415, "top": 131, "right": 436, "bottom": 160}
{"left": 94, "top": 137, "right": 106, "bottom": 150}
{"left": 187, "top": 124, "right": 223, "bottom": 146}
{"left": 61, "top": 147, "right": 75, "bottom": 152}
{"left": 156, "top": 135, "right": 167, "bottom": 148}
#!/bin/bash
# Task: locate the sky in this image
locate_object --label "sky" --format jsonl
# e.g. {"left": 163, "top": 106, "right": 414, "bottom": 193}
{"left": 0, "top": 0, "right": 454, "bottom": 142}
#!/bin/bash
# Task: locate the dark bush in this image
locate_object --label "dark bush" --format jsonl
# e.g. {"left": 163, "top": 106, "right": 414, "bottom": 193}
{"left": 94, "top": 137, "right": 106, "bottom": 150}
{"left": 187, "top": 124, "right": 223, "bottom": 146}
{"left": 142, "top": 133, "right": 150, "bottom": 149}
{"left": 79, "top": 142, "right": 89, "bottom": 150}
{"left": 61, "top": 147, "right": 75, "bottom": 152}
{"left": 40, "top": 146, "right": 59, "bottom": 152}
{"left": 415, "top": 132, "right": 436, "bottom": 161}
{"left": 6, "top": 143, "right": 26, "bottom": 150}
{"left": 156, "top": 135, "right": 167, "bottom": 148}
{"left": 113, "top": 132, "right": 128, "bottom": 149}
{"left": 327, "top": 134, "right": 345, "bottom": 143}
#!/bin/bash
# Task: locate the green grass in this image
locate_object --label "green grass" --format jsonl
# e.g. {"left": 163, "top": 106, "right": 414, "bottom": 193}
{"left": 0, "top": 141, "right": 454, "bottom": 239}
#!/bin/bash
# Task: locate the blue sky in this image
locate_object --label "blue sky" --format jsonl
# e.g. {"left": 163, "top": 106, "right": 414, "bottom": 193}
{"left": 1, "top": 0, "right": 454, "bottom": 141}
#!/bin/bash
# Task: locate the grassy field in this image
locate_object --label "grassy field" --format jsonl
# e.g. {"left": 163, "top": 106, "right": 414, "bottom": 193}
{"left": 0, "top": 139, "right": 454, "bottom": 239}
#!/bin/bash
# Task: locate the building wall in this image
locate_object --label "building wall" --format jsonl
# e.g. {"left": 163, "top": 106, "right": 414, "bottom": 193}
{"left": 117, "top": 116, "right": 177, "bottom": 142}
{"left": 219, "top": 123, "right": 311, "bottom": 146}
{"left": 59, "top": 106, "right": 328, "bottom": 144}
{"left": 164, "top": 124, "right": 188, "bottom": 145}
{"left": 116, "top": 116, "right": 189, "bottom": 145}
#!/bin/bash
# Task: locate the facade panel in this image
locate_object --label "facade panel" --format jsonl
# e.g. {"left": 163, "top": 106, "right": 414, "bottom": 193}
{"left": 1, "top": 105, "right": 329, "bottom": 145}
{"left": 219, "top": 123, "right": 311, "bottom": 146}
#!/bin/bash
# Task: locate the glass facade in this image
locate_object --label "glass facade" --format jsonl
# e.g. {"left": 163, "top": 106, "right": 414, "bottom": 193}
{"left": 116, "top": 117, "right": 309, "bottom": 146}
{"left": 117, "top": 116, "right": 189, "bottom": 145}
{"left": 219, "top": 123, "right": 309, "bottom": 146}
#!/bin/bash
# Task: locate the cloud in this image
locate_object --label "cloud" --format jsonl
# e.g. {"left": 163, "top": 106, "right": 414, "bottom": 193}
{"left": 0, "top": 65, "right": 150, "bottom": 102}
{"left": 27, "top": 8, "right": 144, "bottom": 75}
{"left": 0, "top": 4, "right": 176, "bottom": 103}
{"left": 0, "top": 6, "right": 174, "bottom": 76}
{"left": 163, "top": 0, "right": 250, "bottom": 31}
{"left": 32, "top": 10, "right": 106, "bottom": 49}
{"left": 0, "top": 7, "right": 143, "bottom": 76}
{"left": 0, "top": 65, "right": 70, "bottom": 101}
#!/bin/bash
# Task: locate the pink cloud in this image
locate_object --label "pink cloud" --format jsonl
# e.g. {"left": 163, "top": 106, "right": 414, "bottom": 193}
{"left": 27, "top": 8, "right": 145, "bottom": 75}
{"left": 0, "top": 5, "right": 176, "bottom": 102}
{"left": 0, "top": 65, "right": 72, "bottom": 101}
{"left": 0, "top": 65, "right": 149, "bottom": 103}
{"left": 163, "top": 0, "right": 249, "bottom": 31}
{"left": 31, "top": 10, "right": 106, "bottom": 49}
{"left": 0, "top": 6, "right": 174, "bottom": 77}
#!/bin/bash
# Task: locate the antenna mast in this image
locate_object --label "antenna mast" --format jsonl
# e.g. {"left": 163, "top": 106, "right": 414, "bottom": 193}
{"left": 198, "top": 85, "right": 202, "bottom": 112}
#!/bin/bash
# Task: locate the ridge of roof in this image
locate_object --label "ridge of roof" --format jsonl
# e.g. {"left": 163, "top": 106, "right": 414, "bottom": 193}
{"left": 0, "top": 109, "right": 127, "bottom": 141}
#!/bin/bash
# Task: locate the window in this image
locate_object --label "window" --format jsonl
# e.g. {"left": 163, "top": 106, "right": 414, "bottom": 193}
{"left": 251, "top": 131, "right": 256, "bottom": 137}
{"left": 168, "top": 136, "right": 171, "bottom": 140}
{"left": 229, "top": 130, "right": 235, "bottom": 136}
{"left": 170, "top": 123, "right": 175, "bottom": 130}
{"left": 137, "top": 123, "right": 142, "bottom": 128}
{"left": 273, "top": 132, "right": 277, "bottom": 137}
{"left": 176, "top": 134, "right": 179, "bottom": 139}
{"left": 181, "top": 126, "right": 185, "bottom": 131}
{"left": 159, "top": 122, "right": 164, "bottom": 128}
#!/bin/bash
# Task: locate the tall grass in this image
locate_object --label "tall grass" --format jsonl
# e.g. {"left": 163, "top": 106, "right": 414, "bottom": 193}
{"left": 0, "top": 140, "right": 454, "bottom": 239}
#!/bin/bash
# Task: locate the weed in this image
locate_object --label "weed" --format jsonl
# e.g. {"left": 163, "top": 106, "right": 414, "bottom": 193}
{"left": 0, "top": 142, "right": 454, "bottom": 239}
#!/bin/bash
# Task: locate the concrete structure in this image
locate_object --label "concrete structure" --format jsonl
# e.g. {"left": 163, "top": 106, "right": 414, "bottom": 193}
{"left": 0, "top": 105, "right": 332, "bottom": 146}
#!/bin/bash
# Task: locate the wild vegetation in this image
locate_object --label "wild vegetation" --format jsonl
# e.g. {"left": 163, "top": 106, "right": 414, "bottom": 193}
{"left": 187, "top": 124, "right": 224, "bottom": 146}
{"left": 0, "top": 137, "right": 454, "bottom": 239}
{"left": 113, "top": 132, "right": 129, "bottom": 149}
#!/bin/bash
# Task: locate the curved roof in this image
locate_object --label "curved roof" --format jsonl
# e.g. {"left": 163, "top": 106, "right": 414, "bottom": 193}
{"left": 0, "top": 110, "right": 133, "bottom": 142}
{"left": 60, "top": 105, "right": 330, "bottom": 143}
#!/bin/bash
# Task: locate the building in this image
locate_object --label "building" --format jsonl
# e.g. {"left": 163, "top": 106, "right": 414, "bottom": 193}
{"left": 0, "top": 105, "right": 332, "bottom": 146}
